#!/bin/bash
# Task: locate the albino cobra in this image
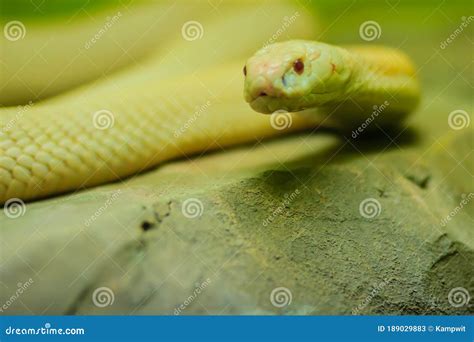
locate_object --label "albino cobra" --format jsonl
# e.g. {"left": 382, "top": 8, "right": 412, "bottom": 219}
{"left": 244, "top": 41, "right": 419, "bottom": 120}
{"left": 0, "top": 7, "right": 420, "bottom": 204}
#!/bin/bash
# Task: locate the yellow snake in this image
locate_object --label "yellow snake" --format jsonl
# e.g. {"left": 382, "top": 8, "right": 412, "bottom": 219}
{"left": 0, "top": 1, "right": 420, "bottom": 204}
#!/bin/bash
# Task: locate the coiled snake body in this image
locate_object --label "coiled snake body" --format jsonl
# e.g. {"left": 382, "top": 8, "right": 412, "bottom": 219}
{"left": 0, "top": 4, "right": 420, "bottom": 204}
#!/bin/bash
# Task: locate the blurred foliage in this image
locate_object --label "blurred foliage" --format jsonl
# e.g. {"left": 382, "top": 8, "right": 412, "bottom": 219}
{"left": 0, "top": 0, "right": 131, "bottom": 20}
{"left": 0, "top": 0, "right": 470, "bottom": 20}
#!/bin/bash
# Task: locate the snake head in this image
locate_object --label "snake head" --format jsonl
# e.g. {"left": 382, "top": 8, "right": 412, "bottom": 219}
{"left": 243, "top": 40, "right": 352, "bottom": 114}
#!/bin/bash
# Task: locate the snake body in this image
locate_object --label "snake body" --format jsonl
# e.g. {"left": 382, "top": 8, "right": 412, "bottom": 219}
{"left": 0, "top": 4, "right": 420, "bottom": 204}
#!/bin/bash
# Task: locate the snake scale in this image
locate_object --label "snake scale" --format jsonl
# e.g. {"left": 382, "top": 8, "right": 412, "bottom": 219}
{"left": 0, "top": 1, "right": 420, "bottom": 204}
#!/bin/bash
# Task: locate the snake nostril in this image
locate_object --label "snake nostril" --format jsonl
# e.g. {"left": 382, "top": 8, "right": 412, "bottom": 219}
{"left": 259, "top": 92, "right": 267, "bottom": 97}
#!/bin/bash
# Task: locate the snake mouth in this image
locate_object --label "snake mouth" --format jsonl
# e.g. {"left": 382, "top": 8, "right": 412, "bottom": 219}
{"left": 245, "top": 73, "right": 317, "bottom": 113}
{"left": 248, "top": 97, "right": 275, "bottom": 114}
{"left": 249, "top": 95, "right": 304, "bottom": 114}
{"left": 249, "top": 89, "right": 344, "bottom": 114}
{"left": 246, "top": 83, "right": 312, "bottom": 113}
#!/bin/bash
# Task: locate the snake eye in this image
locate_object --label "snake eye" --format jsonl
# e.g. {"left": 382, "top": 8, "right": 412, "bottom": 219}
{"left": 243, "top": 66, "right": 247, "bottom": 76}
{"left": 293, "top": 59, "right": 304, "bottom": 74}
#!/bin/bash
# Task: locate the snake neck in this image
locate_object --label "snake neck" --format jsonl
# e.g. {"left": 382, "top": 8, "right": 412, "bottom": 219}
{"left": 343, "top": 46, "right": 421, "bottom": 116}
